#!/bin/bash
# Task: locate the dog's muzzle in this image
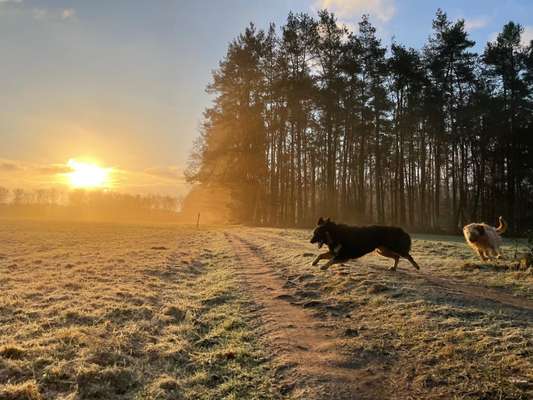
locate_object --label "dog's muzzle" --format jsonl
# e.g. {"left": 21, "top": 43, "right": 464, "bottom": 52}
{"left": 310, "top": 237, "right": 324, "bottom": 249}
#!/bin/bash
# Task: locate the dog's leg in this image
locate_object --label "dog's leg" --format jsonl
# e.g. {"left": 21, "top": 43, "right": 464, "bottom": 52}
{"left": 319, "top": 257, "right": 343, "bottom": 271}
{"left": 377, "top": 247, "right": 400, "bottom": 271}
{"left": 312, "top": 251, "right": 332, "bottom": 266}
{"left": 390, "top": 257, "right": 399, "bottom": 271}
{"left": 476, "top": 248, "right": 487, "bottom": 261}
{"left": 495, "top": 246, "right": 504, "bottom": 259}
{"left": 403, "top": 253, "right": 420, "bottom": 270}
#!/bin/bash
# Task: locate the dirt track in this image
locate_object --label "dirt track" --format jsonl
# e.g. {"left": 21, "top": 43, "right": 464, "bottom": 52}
{"left": 226, "top": 228, "right": 533, "bottom": 399}
{"left": 228, "top": 233, "right": 381, "bottom": 399}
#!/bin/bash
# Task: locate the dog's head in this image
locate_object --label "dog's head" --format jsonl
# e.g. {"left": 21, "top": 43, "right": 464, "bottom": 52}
{"left": 310, "top": 217, "right": 334, "bottom": 249}
{"left": 463, "top": 224, "right": 486, "bottom": 243}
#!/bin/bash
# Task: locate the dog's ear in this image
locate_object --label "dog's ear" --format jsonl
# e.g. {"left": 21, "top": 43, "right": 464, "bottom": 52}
{"left": 317, "top": 217, "right": 325, "bottom": 226}
{"left": 326, "top": 217, "right": 331, "bottom": 223}
{"left": 478, "top": 225, "right": 486, "bottom": 235}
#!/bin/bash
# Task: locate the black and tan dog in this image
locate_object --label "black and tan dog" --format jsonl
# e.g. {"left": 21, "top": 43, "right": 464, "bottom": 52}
{"left": 310, "top": 217, "right": 420, "bottom": 271}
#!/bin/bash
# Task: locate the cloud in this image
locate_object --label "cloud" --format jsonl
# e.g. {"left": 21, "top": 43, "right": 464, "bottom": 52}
{"left": 0, "top": 0, "right": 23, "bottom": 16}
{"left": 32, "top": 7, "right": 76, "bottom": 21}
{"left": 0, "top": 161, "right": 22, "bottom": 171}
{"left": 0, "top": 159, "right": 71, "bottom": 174}
{"left": 487, "top": 26, "right": 533, "bottom": 47}
{"left": 61, "top": 8, "right": 75, "bottom": 20}
{"left": 31, "top": 8, "right": 47, "bottom": 20}
{"left": 522, "top": 26, "right": 533, "bottom": 47}
{"left": 0, "top": 159, "right": 68, "bottom": 189}
{"left": 144, "top": 166, "right": 184, "bottom": 181}
{"left": 37, "top": 164, "right": 72, "bottom": 175}
{"left": 109, "top": 166, "right": 189, "bottom": 196}
{"left": 464, "top": 16, "right": 490, "bottom": 31}
{"left": 315, "top": 0, "right": 396, "bottom": 22}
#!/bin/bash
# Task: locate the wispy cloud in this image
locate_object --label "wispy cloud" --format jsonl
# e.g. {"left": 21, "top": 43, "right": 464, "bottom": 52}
{"left": 0, "top": 0, "right": 76, "bottom": 21}
{"left": 111, "top": 166, "right": 189, "bottom": 196}
{"left": 32, "top": 7, "right": 76, "bottom": 21}
{"left": 61, "top": 8, "right": 75, "bottom": 20}
{"left": 0, "top": 0, "right": 23, "bottom": 15}
{"left": 37, "top": 164, "right": 73, "bottom": 175}
{"left": 487, "top": 25, "right": 533, "bottom": 47}
{"left": 522, "top": 26, "right": 533, "bottom": 47}
{"left": 144, "top": 166, "right": 184, "bottom": 182}
{"left": 0, "top": 159, "right": 70, "bottom": 175}
{"left": 315, "top": 0, "right": 396, "bottom": 23}
{"left": 31, "top": 7, "right": 47, "bottom": 20}
{"left": 464, "top": 16, "right": 490, "bottom": 31}
{"left": 0, "top": 159, "right": 70, "bottom": 189}
{"left": 0, "top": 160, "right": 22, "bottom": 172}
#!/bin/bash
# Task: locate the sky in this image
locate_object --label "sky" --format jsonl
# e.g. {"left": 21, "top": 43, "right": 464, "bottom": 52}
{"left": 1, "top": 0, "right": 532, "bottom": 196}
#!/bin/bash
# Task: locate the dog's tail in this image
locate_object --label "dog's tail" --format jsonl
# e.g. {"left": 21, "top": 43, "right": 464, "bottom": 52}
{"left": 496, "top": 216, "right": 507, "bottom": 235}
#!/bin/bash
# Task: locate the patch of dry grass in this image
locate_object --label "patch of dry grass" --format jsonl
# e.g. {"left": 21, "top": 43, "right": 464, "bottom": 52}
{"left": 2, "top": 221, "right": 531, "bottom": 399}
{"left": 0, "top": 221, "right": 276, "bottom": 399}
{"left": 0, "top": 380, "right": 42, "bottom": 400}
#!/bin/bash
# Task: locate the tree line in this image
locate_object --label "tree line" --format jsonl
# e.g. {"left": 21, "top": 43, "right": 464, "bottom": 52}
{"left": 0, "top": 187, "right": 182, "bottom": 223}
{"left": 187, "top": 9, "right": 533, "bottom": 233}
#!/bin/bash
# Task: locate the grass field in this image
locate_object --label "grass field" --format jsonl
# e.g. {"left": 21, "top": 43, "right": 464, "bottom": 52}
{"left": 0, "top": 220, "right": 532, "bottom": 399}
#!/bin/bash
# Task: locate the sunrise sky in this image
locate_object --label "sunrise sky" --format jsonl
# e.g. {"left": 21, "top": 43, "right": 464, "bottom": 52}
{"left": 1, "top": 0, "right": 532, "bottom": 196}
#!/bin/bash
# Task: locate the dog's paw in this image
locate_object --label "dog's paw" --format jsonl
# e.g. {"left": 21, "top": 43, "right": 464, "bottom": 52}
{"left": 311, "top": 260, "right": 319, "bottom": 266}
{"left": 388, "top": 267, "right": 397, "bottom": 272}
{"left": 320, "top": 264, "right": 330, "bottom": 271}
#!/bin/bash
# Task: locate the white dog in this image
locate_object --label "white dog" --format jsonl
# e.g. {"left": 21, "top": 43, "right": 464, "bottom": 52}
{"left": 463, "top": 216, "right": 507, "bottom": 261}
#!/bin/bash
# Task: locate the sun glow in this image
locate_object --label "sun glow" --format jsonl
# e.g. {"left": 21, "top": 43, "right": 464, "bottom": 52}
{"left": 67, "top": 159, "right": 111, "bottom": 189}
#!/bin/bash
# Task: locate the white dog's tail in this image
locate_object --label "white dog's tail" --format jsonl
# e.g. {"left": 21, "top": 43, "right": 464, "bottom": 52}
{"left": 496, "top": 216, "right": 507, "bottom": 235}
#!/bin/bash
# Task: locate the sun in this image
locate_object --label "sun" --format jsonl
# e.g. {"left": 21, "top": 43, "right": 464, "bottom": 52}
{"left": 67, "top": 159, "right": 111, "bottom": 189}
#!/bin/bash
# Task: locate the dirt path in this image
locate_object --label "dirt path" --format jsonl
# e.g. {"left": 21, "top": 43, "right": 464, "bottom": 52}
{"left": 226, "top": 228, "right": 532, "bottom": 399}
{"left": 227, "top": 232, "right": 385, "bottom": 400}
